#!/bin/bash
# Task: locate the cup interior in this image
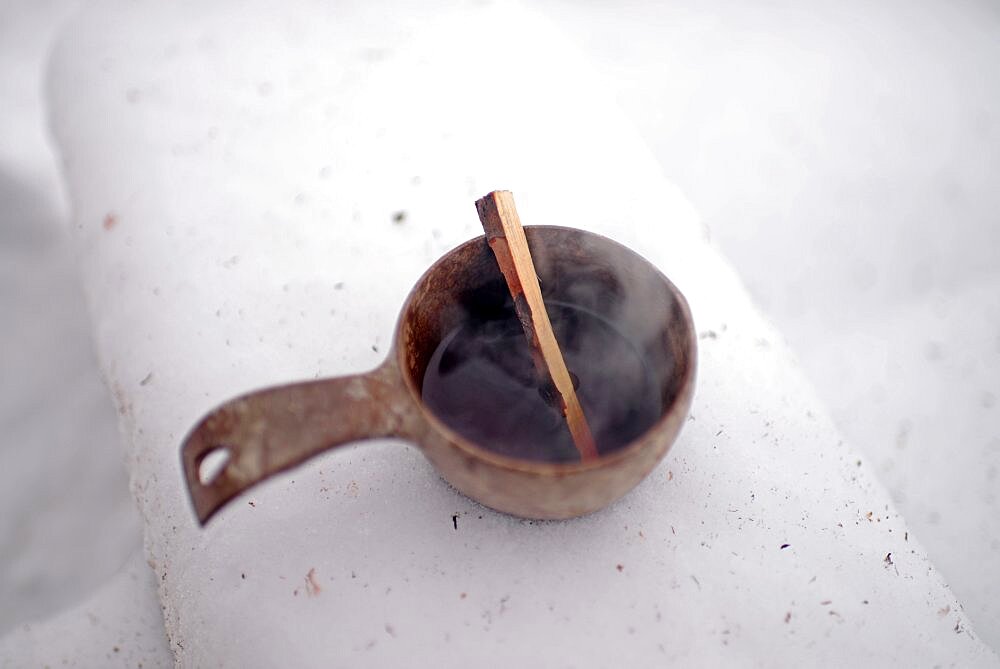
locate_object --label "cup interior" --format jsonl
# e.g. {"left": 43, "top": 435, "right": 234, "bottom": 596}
{"left": 397, "top": 226, "right": 695, "bottom": 462}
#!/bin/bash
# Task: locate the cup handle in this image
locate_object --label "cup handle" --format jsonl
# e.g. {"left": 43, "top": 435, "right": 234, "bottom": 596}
{"left": 180, "top": 359, "right": 418, "bottom": 525}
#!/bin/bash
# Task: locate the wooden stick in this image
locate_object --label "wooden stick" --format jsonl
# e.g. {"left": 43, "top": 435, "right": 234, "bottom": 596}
{"left": 475, "top": 190, "right": 599, "bottom": 461}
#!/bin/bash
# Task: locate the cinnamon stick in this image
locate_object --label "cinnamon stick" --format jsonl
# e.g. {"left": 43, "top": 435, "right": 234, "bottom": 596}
{"left": 475, "top": 190, "right": 599, "bottom": 461}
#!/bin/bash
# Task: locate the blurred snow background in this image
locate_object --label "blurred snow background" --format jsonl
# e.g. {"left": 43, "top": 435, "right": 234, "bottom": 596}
{"left": 1, "top": 0, "right": 996, "bottom": 650}
{"left": 0, "top": 0, "right": 142, "bottom": 634}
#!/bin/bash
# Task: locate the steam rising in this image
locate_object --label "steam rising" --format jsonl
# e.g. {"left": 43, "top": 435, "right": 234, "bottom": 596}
{"left": 420, "top": 228, "right": 685, "bottom": 462}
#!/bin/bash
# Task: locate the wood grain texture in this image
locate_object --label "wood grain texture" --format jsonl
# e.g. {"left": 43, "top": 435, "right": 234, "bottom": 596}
{"left": 475, "top": 190, "right": 599, "bottom": 461}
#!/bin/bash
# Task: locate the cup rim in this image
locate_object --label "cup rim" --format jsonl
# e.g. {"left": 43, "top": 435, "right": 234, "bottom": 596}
{"left": 394, "top": 224, "right": 697, "bottom": 475}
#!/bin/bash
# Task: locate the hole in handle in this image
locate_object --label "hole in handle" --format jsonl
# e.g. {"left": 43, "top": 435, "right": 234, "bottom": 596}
{"left": 198, "top": 446, "right": 232, "bottom": 486}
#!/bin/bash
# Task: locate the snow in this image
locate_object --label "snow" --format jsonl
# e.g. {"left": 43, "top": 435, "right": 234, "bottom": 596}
{"left": 1, "top": 0, "right": 997, "bottom": 664}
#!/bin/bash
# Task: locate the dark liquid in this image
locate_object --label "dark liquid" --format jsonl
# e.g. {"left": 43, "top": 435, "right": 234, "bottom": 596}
{"left": 421, "top": 301, "right": 661, "bottom": 463}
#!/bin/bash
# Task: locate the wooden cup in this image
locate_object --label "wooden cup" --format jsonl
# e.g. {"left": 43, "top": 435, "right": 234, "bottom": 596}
{"left": 181, "top": 226, "right": 697, "bottom": 525}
